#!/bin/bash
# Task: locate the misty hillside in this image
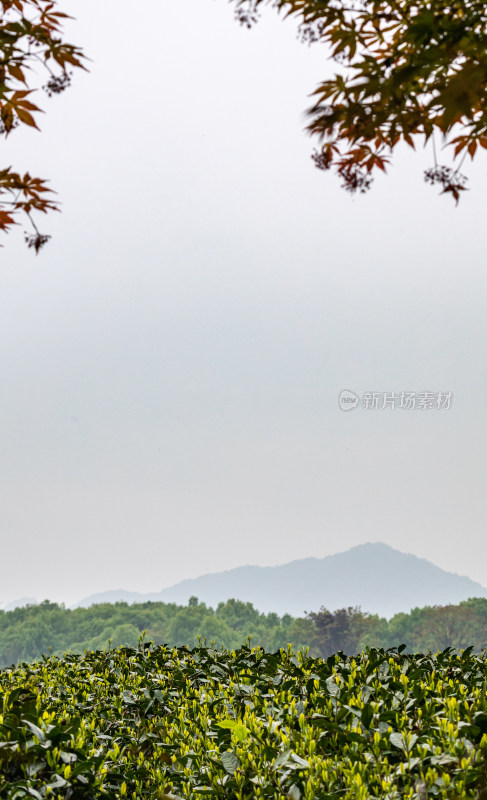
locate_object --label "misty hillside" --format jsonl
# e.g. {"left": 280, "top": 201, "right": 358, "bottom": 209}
{"left": 74, "top": 543, "right": 487, "bottom": 619}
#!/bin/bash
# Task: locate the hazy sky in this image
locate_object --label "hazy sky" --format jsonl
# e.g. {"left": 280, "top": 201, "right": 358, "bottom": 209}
{"left": 1, "top": 0, "right": 487, "bottom": 608}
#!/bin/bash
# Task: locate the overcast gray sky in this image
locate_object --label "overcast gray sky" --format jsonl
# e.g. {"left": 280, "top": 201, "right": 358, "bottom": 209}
{"left": 1, "top": 0, "right": 486, "bottom": 608}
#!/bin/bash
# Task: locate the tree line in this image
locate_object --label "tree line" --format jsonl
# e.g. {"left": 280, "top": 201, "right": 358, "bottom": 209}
{"left": 1, "top": 596, "right": 487, "bottom": 667}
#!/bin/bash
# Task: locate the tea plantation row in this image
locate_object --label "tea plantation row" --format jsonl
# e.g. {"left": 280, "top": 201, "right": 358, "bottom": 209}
{"left": 2, "top": 643, "right": 487, "bottom": 799}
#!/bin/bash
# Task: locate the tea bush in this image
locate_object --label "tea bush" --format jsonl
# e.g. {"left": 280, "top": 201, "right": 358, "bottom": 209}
{"left": 2, "top": 643, "right": 487, "bottom": 799}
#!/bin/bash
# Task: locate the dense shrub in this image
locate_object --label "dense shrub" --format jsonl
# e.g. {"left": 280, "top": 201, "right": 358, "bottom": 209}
{"left": 2, "top": 644, "right": 487, "bottom": 798}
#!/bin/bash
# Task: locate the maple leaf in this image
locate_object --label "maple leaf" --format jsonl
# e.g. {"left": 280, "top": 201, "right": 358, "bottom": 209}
{"left": 0, "top": 0, "right": 87, "bottom": 250}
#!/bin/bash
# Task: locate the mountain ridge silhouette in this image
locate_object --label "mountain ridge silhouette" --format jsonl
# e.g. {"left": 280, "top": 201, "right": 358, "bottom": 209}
{"left": 73, "top": 542, "right": 487, "bottom": 619}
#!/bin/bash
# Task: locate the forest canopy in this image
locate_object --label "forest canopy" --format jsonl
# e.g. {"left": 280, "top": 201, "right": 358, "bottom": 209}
{"left": 1, "top": 595, "right": 487, "bottom": 666}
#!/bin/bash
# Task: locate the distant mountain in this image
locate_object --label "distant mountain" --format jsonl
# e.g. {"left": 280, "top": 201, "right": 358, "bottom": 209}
{"left": 74, "top": 543, "right": 487, "bottom": 619}
{"left": 2, "top": 597, "right": 38, "bottom": 611}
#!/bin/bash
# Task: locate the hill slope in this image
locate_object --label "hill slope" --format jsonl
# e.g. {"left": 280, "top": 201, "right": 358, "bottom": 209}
{"left": 75, "top": 542, "right": 487, "bottom": 618}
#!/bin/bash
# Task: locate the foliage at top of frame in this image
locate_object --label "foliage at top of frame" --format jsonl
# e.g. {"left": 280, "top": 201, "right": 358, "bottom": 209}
{"left": 230, "top": 0, "right": 487, "bottom": 199}
{"left": 0, "top": 1, "right": 87, "bottom": 251}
